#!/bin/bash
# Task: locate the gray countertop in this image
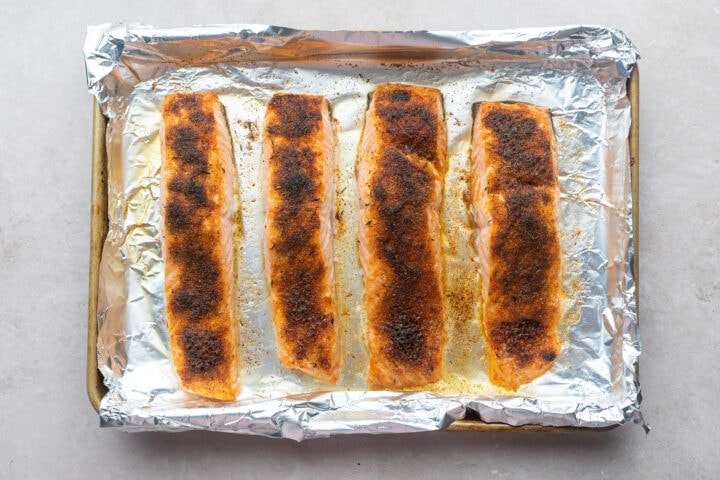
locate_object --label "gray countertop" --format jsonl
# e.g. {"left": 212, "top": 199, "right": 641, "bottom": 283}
{"left": 1, "top": 1, "right": 717, "bottom": 478}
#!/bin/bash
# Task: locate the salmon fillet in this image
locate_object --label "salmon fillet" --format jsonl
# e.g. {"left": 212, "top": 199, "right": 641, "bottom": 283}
{"left": 263, "top": 93, "right": 340, "bottom": 384}
{"left": 160, "top": 93, "right": 239, "bottom": 401}
{"left": 471, "top": 102, "right": 563, "bottom": 391}
{"left": 358, "top": 84, "right": 447, "bottom": 389}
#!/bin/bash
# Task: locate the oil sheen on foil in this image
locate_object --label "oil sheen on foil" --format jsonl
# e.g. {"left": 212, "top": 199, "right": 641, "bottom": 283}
{"left": 84, "top": 24, "right": 641, "bottom": 439}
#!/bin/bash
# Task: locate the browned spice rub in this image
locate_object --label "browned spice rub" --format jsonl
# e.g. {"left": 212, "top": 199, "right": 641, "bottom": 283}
{"left": 263, "top": 93, "right": 340, "bottom": 384}
{"left": 358, "top": 84, "right": 447, "bottom": 389}
{"left": 161, "top": 93, "right": 239, "bottom": 401}
{"left": 471, "top": 102, "right": 562, "bottom": 390}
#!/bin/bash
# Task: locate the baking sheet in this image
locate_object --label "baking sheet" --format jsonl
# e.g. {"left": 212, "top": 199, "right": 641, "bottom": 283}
{"left": 85, "top": 24, "right": 642, "bottom": 438}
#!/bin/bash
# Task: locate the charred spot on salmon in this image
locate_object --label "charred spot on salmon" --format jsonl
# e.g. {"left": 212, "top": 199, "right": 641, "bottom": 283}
{"left": 483, "top": 108, "right": 554, "bottom": 189}
{"left": 168, "top": 242, "right": 221, "bottom": 321}
{"left": 489, "top": 318, "right": 547, "bottom": 365}
{"left": 390, "top": 89, "right": 411, "bottom": 102}
{"left": 189, "top": 109, "right": 213, "bottom": 126}
{"left": 316, "top": 355, "right": 331, "bottom": 371}
{"left": 168, "top": 126, "right": 208, "bottom": 169}
{"left": 165, "top": 175, "right": 213, "bottom": 234}
{"left": 278, "top": 264, "right": 331, "bottom": 362}
{"left": 274, "top": 229, "right": 313, "bottom": 255}
{"left": 267, "top": 95, "right": 322, "bottom": 138}
{"left": 272, "top": 146, "right": 319, "bottom": 200}
{"left": 376, "top": 104, "right": 438, "bottom": 160}
{"left": 382, "top": 313, "right": 425, "bottom": 363}
{"left": 271, "top": 145, "right": 321, "bottom": 254}
{"left": 183, "top": 327, "right": 224, "bottom": 373}
{"left": 168, "top": 176, "right": 209, "bottom": 206}
{"left": 279, "top": 172, "right": 313, "bottom": 199}
{"left": 484, "top": 111, "right": 537, "bottom": 139}
{"left": 542, "top": 350, "right": 557, "bottom": 362}
{"left": 171, "top": 289, "right": 206, "bottom": 320}
{"left": 166, "top": 200, "right": 191, "bottom": 232}
{"left": 373, "top": 150, "right": 432, "bottom": 210}
{"left": 380, "top": 285, "right": 441, "bottom": 367}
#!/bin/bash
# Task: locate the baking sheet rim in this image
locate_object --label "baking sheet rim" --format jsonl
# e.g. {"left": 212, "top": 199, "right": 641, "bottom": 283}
{"left": 86, "top": 68, "right": 640, "bottom": 433}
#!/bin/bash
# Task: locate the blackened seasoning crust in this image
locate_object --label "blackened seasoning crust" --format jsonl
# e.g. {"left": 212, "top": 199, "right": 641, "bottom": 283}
{"left": 161, "top": 93, "right": 238, "bottom": 400}
{"left": 168, "top": 176, "right": 209, "bottom": 207}
{"left": 269, "top": 143, "right": 330, "bottom": 368}
{"left": 267, "top": 94, "right": 322, "bottom": 138}
{"left": 490, "top": 187, "right": 555, "bottom": 310}
{"left": 488, "top": 318, "right": 546, "bottom": 367}
{"left": 278, "top": 265, "right": 333, "bottom": 371}
{"left": 168, "top": 240, "right": 221, "bottom": 321}
{"left": 371, "top": 149, "right": 441, "bottom": 366}
{"left": 382, "top": 314, "right": 425, "bottom": 363}
{"left": 165, "top": 200, "right": 191, "bottom": 232}
{"left": 183, "top": 327, "right": 224, "bottom": 373}
{"left": 483, "top": 109, "right": 555, "bottom": 190}
{"left": 168, "top": 125, "right": 209, "bottom": 169}
{"left": 390, "top": 88, "right": 411, "bottom": 102}
{"left": 360, "top": 84, "right": 447, "bottom": 389}
{"left": 374, "top": 88, "right": 442, "bottom": 170}
{"left": 273, "top": 146, "right": 318, "bottom": 205}
{"left": 263, "top": 93, "right": 340, "bottom": 383}
{"left": 473, "top": 101, "right": 562, "bottom": 390}
{"left": 164, "top": 113, "right": 223, "bottom": 323}
{"left": 542, "top": 350, "right": 557, "bottom": 362}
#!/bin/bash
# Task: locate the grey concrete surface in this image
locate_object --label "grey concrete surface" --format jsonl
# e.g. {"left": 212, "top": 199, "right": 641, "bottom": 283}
{"left": 0, "top": 0, "right": 718, "bottom": 478}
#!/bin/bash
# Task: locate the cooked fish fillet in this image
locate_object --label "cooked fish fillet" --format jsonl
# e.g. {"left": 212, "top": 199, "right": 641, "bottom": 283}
{"left": 358, "top": 84, "right": 447, "bottom": 389}
{"left": 263, "top": 93, "right": 340, "bottom": 384}
{"left": 160, "top": 93, "right": 239, "bottom": 401}
{"left": 471, "top": 102, "right": 563, "bottom": 391}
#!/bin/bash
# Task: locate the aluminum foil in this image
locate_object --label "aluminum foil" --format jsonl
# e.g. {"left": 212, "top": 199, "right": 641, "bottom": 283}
{"left": 85, "top": 24, "right": 642, "bottom": 439}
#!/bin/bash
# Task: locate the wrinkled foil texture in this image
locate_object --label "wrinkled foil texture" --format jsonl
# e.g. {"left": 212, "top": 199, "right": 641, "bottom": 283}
{"left": 85, "top": 24, "right": 641, "bottom": 439}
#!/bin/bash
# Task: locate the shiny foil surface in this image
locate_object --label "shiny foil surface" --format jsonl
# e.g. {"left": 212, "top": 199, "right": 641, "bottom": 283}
{"left": 85, "top": 24, "right": 642, "bottom": 439}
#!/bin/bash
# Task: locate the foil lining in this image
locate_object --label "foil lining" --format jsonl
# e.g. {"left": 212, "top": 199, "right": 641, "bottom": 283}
{"left": 85, "top": 24, "right": 642, "bottom": 439}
